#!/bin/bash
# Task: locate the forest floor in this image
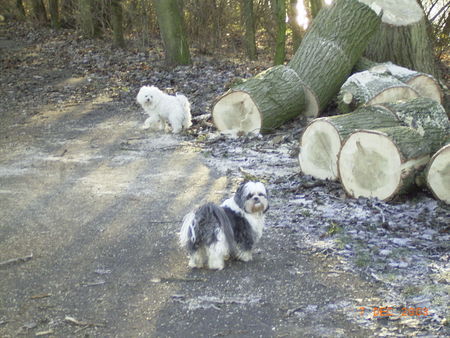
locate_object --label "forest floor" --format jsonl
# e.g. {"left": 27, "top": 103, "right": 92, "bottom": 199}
{"left": 0, "top": 22, "right": 449, "bottom": 337}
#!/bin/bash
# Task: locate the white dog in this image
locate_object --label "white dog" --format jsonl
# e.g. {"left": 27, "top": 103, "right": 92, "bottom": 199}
{"left": 136, "top": 85, "right": 192, "bottom": 133}
{"left": 179, "top": 181, "right": 269, "bottom": 270}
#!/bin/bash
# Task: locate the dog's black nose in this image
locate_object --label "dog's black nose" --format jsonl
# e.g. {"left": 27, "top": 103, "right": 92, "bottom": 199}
{"left": 253, "top": 196, "right": 260, "bottom": 201}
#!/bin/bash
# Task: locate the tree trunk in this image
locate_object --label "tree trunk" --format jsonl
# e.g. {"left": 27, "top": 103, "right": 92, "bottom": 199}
{"left": 49, "top": 0, "right": 60, "bottom": 29}
{"left": 213, "top": 65, "right": 305, "bottom": 136}
{"left": 154, "top": 0, "right": 191, "bottom": 66}
{"left": 363, "top": 0, "right": 438, "bottom": 78}
{"left": 353, "top": 59, "right": 443, "bottom": 104}
{"left": 31, "top": 0, "right": 48, "bottom": 24}
{"left": 111, "top": 0, "right": 125, "bottom": 48}
{"left": 338, "top": 126, "right": 432, "bottom": 201}
{"left": 288, "top": 0, "right": 381, "bottom": 116}
{"left": 16, "top": 0, "right": 26, "bottom": 19}
{"left": 79, "top": 0, "right": 100, "bottom": 37}
{"left": 213, "top": 0, "right": 381, "bottom": 135}
{"left": 338, "top": 71, "right": 419, "bottom": 113}
{"left": 241, "top": 0, "right": 257, "bottom": 60}
{"left": 61, "top": 0, "right": 76, "bottom": 28}
{"left": 309, "top": 0, "right": 323, "bottom": 18}
{"left": 380, "top": 97, "right": 449, "bottom": 152}
{"left": 299, "top": 105, "right": 400, "bottom": 180}
{"left": 272, "top": 0, "right": 287, "bottom": 65}
{"left": 288, "top": 0, "right": 303, "bottom": 52}
{"left": 426, "top": 140, "right": 450, "bottom": 204}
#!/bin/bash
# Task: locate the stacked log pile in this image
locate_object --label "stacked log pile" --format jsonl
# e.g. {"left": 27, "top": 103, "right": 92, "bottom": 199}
{"left": 211, "top": 0, "right": 449, "bottom": 203}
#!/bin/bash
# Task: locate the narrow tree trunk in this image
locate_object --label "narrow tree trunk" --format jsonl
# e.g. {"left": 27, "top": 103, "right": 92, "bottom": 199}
{"left": 299, "top": 105, "right": 400, "bottom": 180}
{"left": 426, "top": 140, "right": 450, "bottom": 204}
{"left": 213, "top": 65, "right": 305, "bottom": 136}
{"left": 31, "top": 0, "right": 48, "bottom": 25}
{"left": 288, "top": 0, "right": 303, "bottom": 52}
{"left": 79, "top": 0, "right": 100, "bottom": 37}
{"left": 338, "top": 71, "right": 419, "bottom": 113}
{"left": 338, "top": 127, "right": 432, "bottom": 201}
{"left": 49, "top": 0, "right": 60, "bottom": 29}
{"left": 154, "top": 0, "right": 191, "bottom": 66}
{"left": 364, "top": 0, "right": 438, "bottom": 78}
{"left": 309, "top": 0, "right": 323, "bottom": 18}
{"left": 16, "top": 0, "right": 26, "bottom": 19}
{"left": 241, "top": 0, "right": 257, "bottom": 60}
{"left": 111, "top": 0, "right": 125, "bottom": 48}
{"left": 273, "top": 0, "right": 287, "bottom": 65}
{"left": 61, "top": 0, "right": 76, "bottom": 28}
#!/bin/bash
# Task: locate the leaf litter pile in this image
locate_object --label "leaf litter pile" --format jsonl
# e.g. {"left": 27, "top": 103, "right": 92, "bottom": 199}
{"left": 1, "top": 22, "right": 449, "bottom": 335}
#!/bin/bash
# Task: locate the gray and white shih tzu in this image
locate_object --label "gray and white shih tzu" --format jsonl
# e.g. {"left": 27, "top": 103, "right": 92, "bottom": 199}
{"left": 179, "top": 181, "right": 269, "bottom": 270}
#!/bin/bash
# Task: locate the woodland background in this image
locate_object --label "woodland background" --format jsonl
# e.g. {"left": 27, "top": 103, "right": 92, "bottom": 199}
{"left": 1, "top": 0, "right": 449, "bottom": 71}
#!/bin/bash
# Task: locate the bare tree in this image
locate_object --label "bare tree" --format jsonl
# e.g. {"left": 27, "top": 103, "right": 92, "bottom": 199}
{"left": 154, "top": 0, "right": 191, "bottom": 66}
{"left": 241, "top": 0, "right": 257, "bottom": 60}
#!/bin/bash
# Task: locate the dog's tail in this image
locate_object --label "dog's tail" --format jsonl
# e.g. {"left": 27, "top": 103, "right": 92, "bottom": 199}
{"left": 176, "top": 94, "right": 192, "bottom": 129}
{"left": 179, "top": 203, "right": 235, "bottom": 253}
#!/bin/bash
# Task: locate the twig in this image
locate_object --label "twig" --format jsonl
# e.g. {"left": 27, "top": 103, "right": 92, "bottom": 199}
{"left": 35, "top": 329, "right": 54, "bottom": 336}
{"left": 65, "top": 315, "right": 106, "bottom": 329}
{"left": 80, "top": 279, "right": 106, "bottom": 287}
{"left": 150, "top": 277, "right": 206, "bottom": 283}
{"left": 0, "top": 253, "right": 33, "bottom": 268}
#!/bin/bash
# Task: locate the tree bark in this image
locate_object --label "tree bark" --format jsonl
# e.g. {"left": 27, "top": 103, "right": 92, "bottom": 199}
{"left": 154, "top": 0, "right": 191, "bottom": 66}
{"left": 363, "top": 0, "right": 438, "bottom": 78}
{"left": 288, "top": 0, "right": 381, "bottom": 116}
{"left": 213, "top": 65, "right": 305, "bottom": 136}
{"left": 353, "top": 59, "right": 443, "bottom": 104}
{"left": 288, "top": 0, "right": 303, "bottom": 52}
{"left": 111, "top": 0, "right": 125, "bottom": 48}
{"left": 241, "top": 0, "right": 257, "bottom": 60}
{"left": 338, "top": 71, "right": 419, "bottom": 113}
{"left": 426, "top": 140, "right": 450, "bottom": 204}
{"left": 299, "top": 105, "right": 400, "bottom": 180}
{"left": 338, "top": 126, "right": 432, "bottom": 201}
{"left": 272, "top": 0, "right": 287, "bottom": 65}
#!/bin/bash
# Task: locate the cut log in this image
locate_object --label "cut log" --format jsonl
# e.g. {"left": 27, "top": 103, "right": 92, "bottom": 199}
{"left": 299, "top": 105, "right": 400, "bottom": 180}
{"left": 426, "top": 140, "right": 450, "bottom": 204}
{"left": 212, "top": 65, "right": 305, "bottom": 135}
{"left": 338, "top": 126, "right": 433, "bottom": 201}
{"left": 338, "top": 71, "right": 419, "bottom": 113}
{"left": 212, "top": 0, "right": 381, "bottom": 135}
{"left": 362, "top": 0, "right": 438, "bottom": 77}
{"left": 288, "top": 0, "right": 382, "bottom": 116}
{"left": 380, "top": 98, "right": 450, "bottom": 152}
{"left": 353, "top": 59, "right": 443, "bottom": 104}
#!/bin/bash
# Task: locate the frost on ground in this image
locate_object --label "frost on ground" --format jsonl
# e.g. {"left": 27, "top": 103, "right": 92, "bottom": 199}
{"left": 197, "top": 132, "right": 450, "bottom": 335}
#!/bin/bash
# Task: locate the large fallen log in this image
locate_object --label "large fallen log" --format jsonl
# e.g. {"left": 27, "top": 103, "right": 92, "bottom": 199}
{"left": 353, "top": 59, "right": 443, "bottom": 104}
{"left": 338, "top": 71, "right": 419, "bottom": 113}
{"left": 212, "top": 65, "right": 305, "bottom": 135}
{"left": 338, "top": 126, "right": 432, "bottom": 201}
{"left": 299, "top": 105, "right": 400, "bottom": 180}
{"left": 362, "top": 0, "right": 438, "bottom": 77}
{"left": 212, "top": 0, "right": 381, "bottom": 135}
{"left": 426, "top": 140, "right": 450, "bottom": 204}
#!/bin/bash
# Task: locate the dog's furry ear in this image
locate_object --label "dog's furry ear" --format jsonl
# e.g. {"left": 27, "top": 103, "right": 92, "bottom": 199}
{"left": 233, "top": 182, "right": 247, "bottom": 210}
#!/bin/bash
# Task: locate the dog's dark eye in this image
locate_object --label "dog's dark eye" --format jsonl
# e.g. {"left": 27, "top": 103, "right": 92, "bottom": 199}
{"left": 246, "top": 193, "right": 253, "bottom": 200}
{"left": 258, "top": 193, "right": 265, "bottom": 197}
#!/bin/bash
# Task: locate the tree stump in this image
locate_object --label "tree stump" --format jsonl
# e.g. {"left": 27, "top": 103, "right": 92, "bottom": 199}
{"left": 299, "top": 105, "right": 400, "bottom": 180}
{"left": 338, "top": 71, "right": 419, "bottom": 113}
{"left": 212, "top": 65, "right": 305, "bottom": 135}
{"left": 363, "top": 0, "right": 438, "bottom": 77}
{"left": 426, "top": 140, "right": 450, "bottom": 204}
{"left": 338, "top": 126, "right": 432, "bottom": 201}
